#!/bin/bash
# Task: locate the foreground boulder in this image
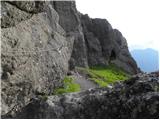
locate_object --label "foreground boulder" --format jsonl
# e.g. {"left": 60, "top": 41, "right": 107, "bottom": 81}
{"left": 3, "top": 72, "right": 159, "bottom": 119}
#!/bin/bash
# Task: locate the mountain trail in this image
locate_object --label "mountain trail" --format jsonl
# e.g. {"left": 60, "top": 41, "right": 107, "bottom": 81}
{"left": 72, "top": 72, "right": 98, "bottom": 91}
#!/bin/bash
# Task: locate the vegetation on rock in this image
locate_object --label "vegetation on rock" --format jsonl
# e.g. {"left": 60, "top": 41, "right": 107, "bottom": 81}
{"left": 53, "top": 76, "right": 81, "bottom": 95}
{"left": 77, "top": 64, "right": 130, "bottom": 87}
{"left": 5, "top": 72, "right": 158, "bottom": 119}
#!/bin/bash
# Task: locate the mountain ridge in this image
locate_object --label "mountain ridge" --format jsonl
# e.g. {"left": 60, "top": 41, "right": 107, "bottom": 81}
{"left": 131, "top": 48, "right": 159, "bottom": 72}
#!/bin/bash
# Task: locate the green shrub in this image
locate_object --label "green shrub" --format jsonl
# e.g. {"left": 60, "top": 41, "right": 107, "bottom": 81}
{"left": 53, "top": 76, "right": 80, "bottom": 95}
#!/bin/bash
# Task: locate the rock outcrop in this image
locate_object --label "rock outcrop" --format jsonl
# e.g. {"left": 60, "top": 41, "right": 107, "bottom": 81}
{"left": 53, "top": 2, "right": 140, "bottom": 74}
{"left": 80, "top": 14, "right": 139, "bottom": 74}
{"left": 2, "top": 72, "right": 159, "bottom": 119}
{"left": 53, "top": 1, "right": 88, "bottom": 69}
{"left": 1, "top": 1, "right": 142, "bottom": 117}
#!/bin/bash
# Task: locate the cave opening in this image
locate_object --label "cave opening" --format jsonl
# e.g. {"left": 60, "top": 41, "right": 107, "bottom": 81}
{"left": 109, "top": 50, "right": 116, "bottom": 63}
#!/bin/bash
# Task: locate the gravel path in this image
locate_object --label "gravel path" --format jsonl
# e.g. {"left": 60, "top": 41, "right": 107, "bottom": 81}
{"left": 72, "top": 72, "right": 98, "bottom": 91}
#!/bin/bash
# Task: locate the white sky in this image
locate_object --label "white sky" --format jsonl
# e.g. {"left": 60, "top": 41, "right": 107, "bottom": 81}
{"left": 76, "top": 0, "right": 160, "bottom": 51}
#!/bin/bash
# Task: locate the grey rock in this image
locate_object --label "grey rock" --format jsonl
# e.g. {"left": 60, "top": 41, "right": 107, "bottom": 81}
{"left": 80, "top": 14, "right": 139, "bottom": 74}
{"left": 81, "top": 15, "right": 106, "bottom": 66}
{"left": 6, "top": 1, "right": 46, "bottom": 13}
{"left": 1, "top": 2, "right": 32, "bottom": 28}
{"left": 1, "top": 1, "right": 47, "bottom": 28}
{"left": 111, "top": 29, "right": 140, "bottom": 74}
{"left": 1, "top": 2, "right": 70, "bottom": 115}
{"left": 53, "top": 2, "right": 140, "bottom": 74}
{"left": 53, "top": 1, "right": 88, "bottom": 68}
{"left": 2, "top": 72, "right": 158, "bottom": 119}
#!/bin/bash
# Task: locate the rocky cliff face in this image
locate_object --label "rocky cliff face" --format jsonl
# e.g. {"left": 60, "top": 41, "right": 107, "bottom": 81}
{"left": 1, "top": 1, "right": 72, "bottom": 115}
{"left": 53, "top": 1, "right": 89, "bottom": 68}
{"left": 2, "top": 72, "right": 159, "bottom": 119}
{"left": 1, "top": 1, "right": 142, "bottom": 117}
{"left": 80, "top": 14, "right": 139, "bottom": 74}
{"left": 53, "top": 1, "right": 139, "bottom": 74}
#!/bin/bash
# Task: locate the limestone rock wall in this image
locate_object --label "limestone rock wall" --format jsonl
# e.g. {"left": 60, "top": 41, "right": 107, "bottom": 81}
{"left": 1, "top": 1, "right": 72, "bottom": 115}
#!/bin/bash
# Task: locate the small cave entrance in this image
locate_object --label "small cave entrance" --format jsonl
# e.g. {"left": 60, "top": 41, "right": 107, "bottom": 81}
{"left": 109, "top": 50, "right": 116, "bottom": 63}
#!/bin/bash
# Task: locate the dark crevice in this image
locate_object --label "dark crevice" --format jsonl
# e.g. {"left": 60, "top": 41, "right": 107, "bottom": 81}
{"left": 109, "top": 50, "right": 116, "bottom": 63}
{"left": 83, "top": 34, "right": 89, "bottom": 65}
{"left": 110, "top": 50, "right": 116, "bottom": 60}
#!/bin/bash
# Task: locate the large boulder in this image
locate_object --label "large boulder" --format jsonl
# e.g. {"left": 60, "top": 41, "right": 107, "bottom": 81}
{"left": 2, "top": 72, "right": 159, "bottom": 119}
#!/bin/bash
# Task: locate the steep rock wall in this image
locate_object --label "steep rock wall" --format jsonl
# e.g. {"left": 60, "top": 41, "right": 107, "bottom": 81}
{"left": 80, "top": 14, "right": 139, "bottom": 74}
{"left": 53, "top": 1, "right": 88, "bottom": 69}
{"left": 53, "top": 2, "right": 139, "bottom": 74}
{"left": 1, "top": 1, "right": 73, "bottom": 115}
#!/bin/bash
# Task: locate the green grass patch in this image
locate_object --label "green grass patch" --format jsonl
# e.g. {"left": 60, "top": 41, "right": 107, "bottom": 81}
{"left": 77, "top": 64, "right": 130, "bottom": 87}
{"left": 53, "top": 76, "right": 80, "bottom": 95}
{"left": 91, "top": 78, "right": 108, "bottom": 87}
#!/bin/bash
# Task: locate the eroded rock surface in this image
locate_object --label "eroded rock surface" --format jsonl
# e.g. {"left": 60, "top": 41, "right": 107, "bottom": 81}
{"left": 1, "top": 1, "right": 72, "bottom": 115}
{"left": 2, "top": 72, "right": 159, "bottom": 119}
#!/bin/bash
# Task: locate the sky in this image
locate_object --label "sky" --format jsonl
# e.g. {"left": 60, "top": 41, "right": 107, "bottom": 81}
{"left": 76, "top": 0, "right": 160, "bottom": 51}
